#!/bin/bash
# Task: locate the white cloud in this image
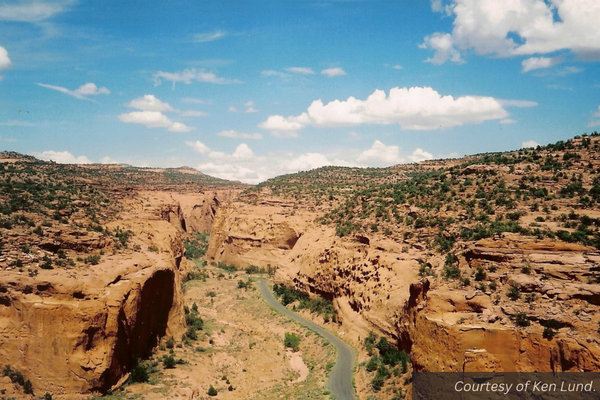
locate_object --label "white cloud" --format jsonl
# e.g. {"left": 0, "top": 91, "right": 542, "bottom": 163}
{"left": 153, "top": 68, "right": 241, "bottom": 86}
{"left": 74, "top": 82, "right": 110, "bottom": 96}
{"left": 0, "top": 0, "right": 74, "bottom": 22}
{"left": 259, "top": 114, "right": 308, "bottom": 136}
{"left": 229, "top": 106, "right": 238, "bottom": 113}
{"left": 392, "top": 65, "right": 403, "bottom": 70}
{"left": 321, "top": 67, "right": 347, "bottom": 77}
{"left": 33, "top": 150, "right": 92, "bottom": 164}
{"left": 36, "top": 82, "right": 109, "bottom": 100}
{"left": 521, "top": 57, "right": 562, "bottom": 72}
{"left": 189, "top": 140, "right": 436, "bottom": 184}
{"left": 422, "top": 0, "right": 600, "bottom": 63}
{"left": 0, "top": 46, "right": 11, "bottom": 77}
{"left": 593, "top": 106, "right": 600, "bottom": 118}
{"left": 186, "top": 140, "right": 211, "bottom": 154}
{"left": 128, "top": 94, "right": 174, "bottom": 111}
{"left": 420, "top": 32, "right": 463, "bottom": 64}
{"left": 119, "top": 110, "right": 192, "bottom": 133}
{"left": 217, "top": 130, "right": 262, "bottom": 140}
{"left": 194, "top": 30, "right": 227, "bottom": 43}
{"left": 521, "top": 140, "right": 540, "bottom": 148}
{"left": 168, "top": 121, "right": 193, "bottom": 133}
{"left": 120, "top": 95, "right": 192, "bottom": 132}
{"left": 409, "top": 148, "right": 434, "bottom": 162}
{"left": 356, "top": 141, "right": 433, "bottom": 166}
{"left": 500, "top": 118, "right": 517, "bottom": 124}
{"left": 260, "top": 86, "right": 510, "bottom": 133}
{"left": 358, "top": 140, "right": 403, "bottom": 166}
{"left": 119, "top": 111, "right": 172, "bottom": 128}
{"left": 285, "top": 67, "right": 315, "bottom": 75}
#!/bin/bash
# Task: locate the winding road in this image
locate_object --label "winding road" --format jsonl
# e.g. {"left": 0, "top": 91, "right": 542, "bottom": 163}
{"left": 258, "top": 280, "right": 357, "bottom": 400}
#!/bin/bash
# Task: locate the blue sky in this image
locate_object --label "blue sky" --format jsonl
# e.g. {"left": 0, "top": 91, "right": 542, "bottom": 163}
{"left": 1, "top": 0, "right": 599, "bottom": 183}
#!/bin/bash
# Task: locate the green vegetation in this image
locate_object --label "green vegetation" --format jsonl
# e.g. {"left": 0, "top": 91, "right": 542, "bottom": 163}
{"left": 184, "top": 232, "right": 209, "bottom": 260}
{"left": 207, "top": 385, "right": 218, "bottom": 396}
{"left": 2, "top": 365, "right": 34, "bottom": 395}
{"left": 273, "top": 284, "right": 337, "bottom": 323}
{"left": 362, "top": 333, "right": 410, "bottom": 393}
{"left": 284, "top": 332, "right": 302, "bottom": 352}
{"left": 184, "top": 302, "right": 204, "bottom": 340}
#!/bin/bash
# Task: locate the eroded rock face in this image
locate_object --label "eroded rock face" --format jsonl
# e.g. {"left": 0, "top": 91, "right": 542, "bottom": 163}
{"left": 207, "top": 199, "right": 600, "bottom": 376}
{"left": 0, "top": 213, "right": 188, "bottom": 398}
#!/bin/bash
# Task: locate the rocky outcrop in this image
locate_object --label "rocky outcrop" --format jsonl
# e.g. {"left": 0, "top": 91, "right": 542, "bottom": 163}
{"left": 207, "top": 199, "right": 600, "bottom": 378}
{"left": 0, "top": 218, "right": 187, "bottom": 398}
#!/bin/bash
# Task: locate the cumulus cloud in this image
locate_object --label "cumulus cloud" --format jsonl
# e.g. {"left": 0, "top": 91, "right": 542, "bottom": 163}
{"left": 0, "top": 46, "right": 10, "bottom": 69}
{"left": 33, "top": 150, "right": 92, "bottom": 164}
{"left": 0, "top": 0, "right": 74, "bottom": 22}
{"left": 259, "top": 86, "right": 511, "bottom": 135}
{"left": 258, "top": 114, "right": 308, "bottom": 136}
{"left": 194, "top": 30, "right": 227, "bottom": 43}
{"left": 186, "top": 140, "right": 211, "bottom": 154}
{"left": 128, "top": 94, "right": 174, "bottom": 112}
{"left": 188, "top": 139, "right": 437, "bottom": 184}
{"left": 37, "top": 82, "right": 110, "bottom": 100}
{"left": 423, "top": 0, "right": 600, "bottom": 63}
{"left": 321, "top": 67, "right": 347, "bottom": 77}
{"left": 285, "top": 67, "right": 315, "bottom": 75}
{"left": 420, "top": 32, "right": 463, "bottom": 64}
{"left": 119, "top": 110, "right": 192, "bottom": 133}
{"left": 120, "top": 95, "right": 193, "bottom": 132}
{"left": 74, "top": 82, "right": 110, "bottom": 96}
{"left": 153, "top": 68, "right": 241, "bottom": 86}
{"left": 522, "top": 57, "right": 562, "bottom": 73}
{"left": 522, "top": 140, "right": 540, "bottom": 148}
{"left": 357, "top": 140, "right": 434, "bottom": 167}
{"left": 0, "top": 46, "right": 10, "bottom": 80}
{"left": 217, "top": 130, "right": 262, "bottom": 140}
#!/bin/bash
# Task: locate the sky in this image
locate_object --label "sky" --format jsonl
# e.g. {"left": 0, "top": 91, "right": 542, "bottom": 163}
{"left": 1, "top": 0, "right": 599, "bottom": 184}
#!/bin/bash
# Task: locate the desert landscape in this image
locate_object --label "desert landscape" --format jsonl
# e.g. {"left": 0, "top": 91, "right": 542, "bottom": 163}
{"left": 1, "top": 132, "right": 600, "bottom": 399}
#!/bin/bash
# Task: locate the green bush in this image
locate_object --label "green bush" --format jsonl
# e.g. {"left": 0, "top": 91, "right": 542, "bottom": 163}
{"left": 507, "top": 284, "right": 521, "bottom": 301}
{"left": 162, "top": 355, "right": 176, "bottom": 369}
{"left": 207, "top": 385, "right": 218, "bottom": 396}
{"left": 284, "top": 332, "right": 301, "bottom": 352}
{"left": 130, "top": 364, "right": 150, "bottom": 383}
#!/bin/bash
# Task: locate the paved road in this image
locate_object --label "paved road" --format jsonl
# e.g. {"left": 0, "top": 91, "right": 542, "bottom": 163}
{"left": 258, "top": 280, "right": 357, "bottom": 400}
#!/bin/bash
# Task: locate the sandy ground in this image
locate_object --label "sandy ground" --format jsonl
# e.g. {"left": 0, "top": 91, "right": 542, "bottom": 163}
{"left": 99, "top": 265, "right": 336, "bottom": 400}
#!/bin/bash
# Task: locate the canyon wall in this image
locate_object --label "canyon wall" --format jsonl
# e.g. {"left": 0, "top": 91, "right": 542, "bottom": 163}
{"left": 207, "top": 198, "right": 600, "bottom": 375}
{"left": 0, "top": 188, "right": 240, "bottom": 398}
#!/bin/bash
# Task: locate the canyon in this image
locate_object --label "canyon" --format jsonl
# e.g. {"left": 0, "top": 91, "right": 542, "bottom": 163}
{"left": 2, "top": 133, "right": 600, "bottom": 399}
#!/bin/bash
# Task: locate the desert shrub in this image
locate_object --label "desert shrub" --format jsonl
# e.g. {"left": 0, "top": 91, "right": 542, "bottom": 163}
{"left": 130, "top": 364, "right": 150, "bottom": 383}
{"left": 162, "top": 355, "right": 176, "bottom": 369}
{"left": 514, "top": 313, "right": 530, "bottom": 327}
{"left": 207, "top": 385, "right": 218, "bottom": 396}
{"left": 474, "top": 267, "right": 487, "bottom": 281}
{"left": 184, "top": 232, "right": 209, "bottom": 259}
{"left": 507, "top": 284, "right": 521, "bottom": 301}
{"left": 365, "top": 356, "right": 380, "bottom": 372}
{"left": 284, "top": 332, "right": 301, "bottom": 352}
